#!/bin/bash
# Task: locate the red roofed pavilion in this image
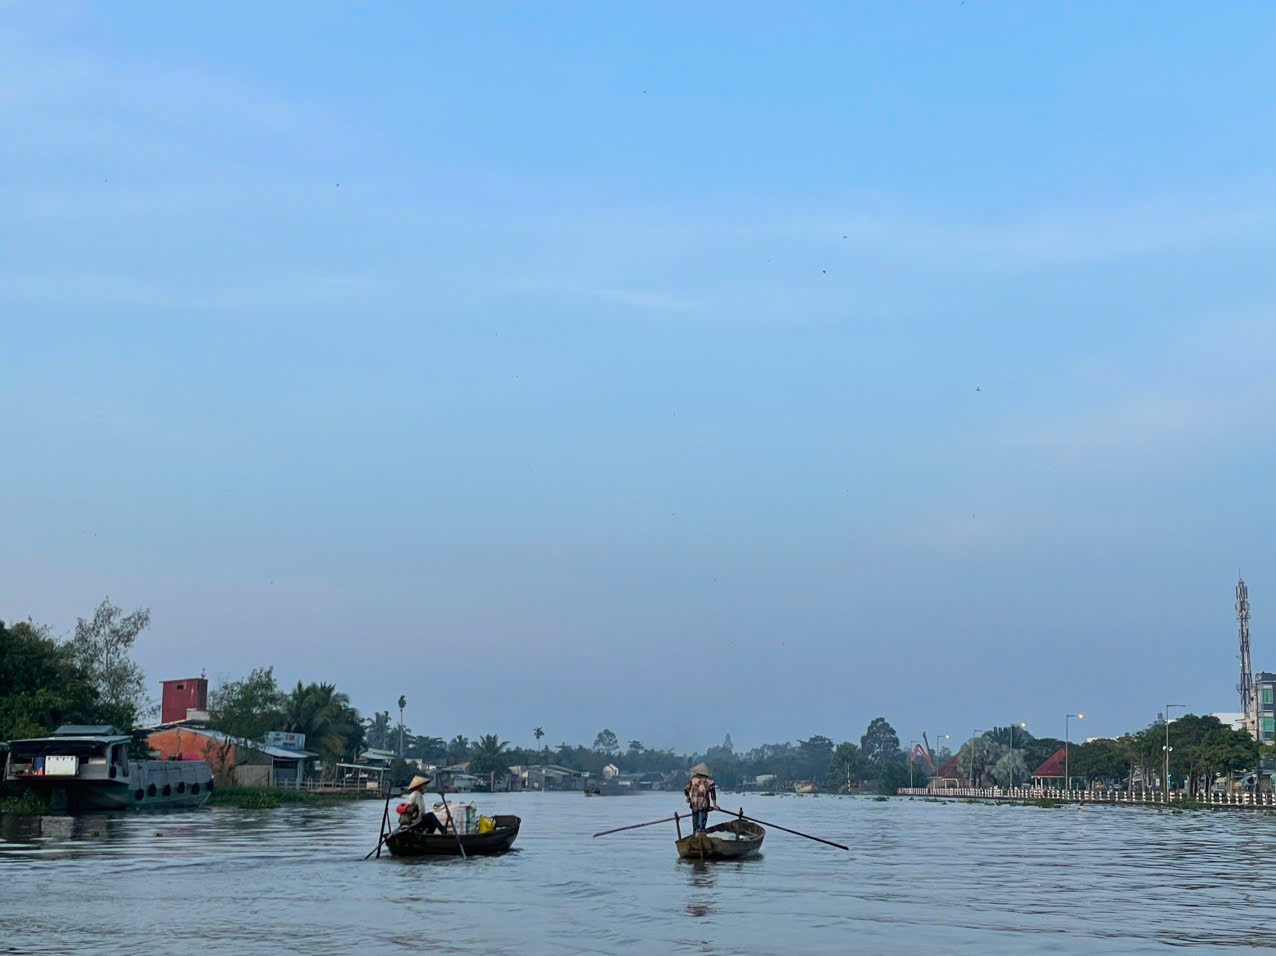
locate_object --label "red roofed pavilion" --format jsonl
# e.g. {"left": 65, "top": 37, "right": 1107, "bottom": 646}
{"left": 1031, "top": 747, "right": 1068, "bottom": 788}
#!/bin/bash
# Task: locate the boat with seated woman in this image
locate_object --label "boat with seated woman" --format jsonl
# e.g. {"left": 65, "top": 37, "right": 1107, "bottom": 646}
{"left": 385, "top": 814, "right": 521, "bottom": 856}
{"left": 675, "top": 816, "right": 765, "bottom": 860}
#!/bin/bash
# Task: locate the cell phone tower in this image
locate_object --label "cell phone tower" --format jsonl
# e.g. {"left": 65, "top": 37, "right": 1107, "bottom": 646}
{"left": 1238, "top": 577, "right": 1254, "bottom": 734}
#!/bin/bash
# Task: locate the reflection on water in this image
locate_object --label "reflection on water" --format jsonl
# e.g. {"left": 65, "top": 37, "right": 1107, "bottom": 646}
{"left": 5, "top": 793, "right": 1276, "bottom": 954}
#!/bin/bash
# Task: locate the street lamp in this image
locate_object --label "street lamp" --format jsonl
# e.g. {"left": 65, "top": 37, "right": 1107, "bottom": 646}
{"left": 969, "top": 729, "right": 985, "bottom": 788}
{"left": 1065, "top": 714, "right": 1084, "bottom": 791}
{"left": 398, "top": 695, "right": 407, "bottom": 758}
{"left": 1163, "top": 704, "right": 1184, "bottom": 804}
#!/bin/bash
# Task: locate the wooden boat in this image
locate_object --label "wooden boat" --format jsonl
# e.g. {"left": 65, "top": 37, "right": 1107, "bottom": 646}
{"left": 675, "top": 817, "right": 764, "bottom": 860}
{"left": 385, "top": 815, "right": 521, "bottom": 857}
{"left": 794, "top": 781, "right": 817, "bottom": 794}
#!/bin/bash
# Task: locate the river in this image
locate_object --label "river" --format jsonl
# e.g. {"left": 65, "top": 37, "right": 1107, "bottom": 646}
{"left": 3, "top": 792, "right": 1275, "bottom": 954}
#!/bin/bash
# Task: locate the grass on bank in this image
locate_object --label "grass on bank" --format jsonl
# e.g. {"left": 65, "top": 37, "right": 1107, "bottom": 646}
{"left": 0, "top": 792, "right": 51, "bottom": 815}
{"left": 206, "top": 786, "right": 369, "bottom": 810}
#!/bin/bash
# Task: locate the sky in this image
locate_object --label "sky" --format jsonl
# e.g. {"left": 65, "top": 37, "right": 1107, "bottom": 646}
{"left": 3, "top": 1, "right": 1276, "bottom": 756}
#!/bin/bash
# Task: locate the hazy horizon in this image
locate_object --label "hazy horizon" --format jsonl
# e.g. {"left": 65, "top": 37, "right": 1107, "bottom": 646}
{"left": 4, "top": 2, "right": 1275, "bottom": 755}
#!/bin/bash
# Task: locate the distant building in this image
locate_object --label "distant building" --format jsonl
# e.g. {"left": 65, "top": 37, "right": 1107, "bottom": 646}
{"left": 160, "top": 677, "right": 208, "bottom": 725}
{"left": 359, "top": 748, "right": 398, "bottom": 768}
{"left": 147, "top": 725, "right": 316, "bottom": 787}
{"left": 603, "top": 764, "right": 620, "bottom": 780}
{"left": 1212, "top": 712, "right": 1248, "bottom": 733}
{"left": 1254, "top": 673, "right": 1276, "bottom": 743}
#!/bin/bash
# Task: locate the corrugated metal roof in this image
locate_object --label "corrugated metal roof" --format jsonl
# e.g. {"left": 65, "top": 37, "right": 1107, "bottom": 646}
{"left": 155, "top": 726, "right": 317, "bottom": 759}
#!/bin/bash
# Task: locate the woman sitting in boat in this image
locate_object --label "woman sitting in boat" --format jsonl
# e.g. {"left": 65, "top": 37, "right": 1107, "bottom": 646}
{"left": 397, "top": 775, "right": 449, "bottom": 834}
{"left": 684, "top": 763, "right": 719, "bottom": 834}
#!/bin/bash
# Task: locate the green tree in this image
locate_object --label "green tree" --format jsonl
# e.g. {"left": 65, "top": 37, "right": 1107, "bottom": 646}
{"left": 365, "top": 711, "right": 393, "bottom": 751}
{"left": 876, "top": 761, "right": 914, "bottom": 795}
{"left": 533, "top": 726, "right": 545, "bottom": 749}
{"left": 1069, "top": 738, "right": 1128, "bottom": 788}
{"left": 826, "top": 741, "right": 863, "bottom": 792}
{"left": 469, "top": 734, "right": 511, "bottom": 778}
{"left": 955, "top": 735, "right": 1005, "bottom": 786}
{"left": 798, "top": 736, "right": 835, "bottom": 781}
{"left": 67, "top": 598, "right": 150, "bottom": 729}
{"left": 210, "top": 667, "right": 285, "bottom": 742}
{"left": 408, "top": 735, "right": 447, "bottom": 763}
{"left": 861, "top": 718, "right": 902, "bottom": 776}
{"left": 446, "top": 735, "right": 471, "bottom": 765}
{"left": 0, "top": 619, "right": 100, "bottom": 740}
{"left": 281, "top": 681, "right": 363, "bottom": 767}
{"left": 593, "top": 729, "right": 619, "bottom": 754}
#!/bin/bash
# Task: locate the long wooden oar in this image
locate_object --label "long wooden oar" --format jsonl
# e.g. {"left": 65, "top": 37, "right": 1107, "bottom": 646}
{"left": 712, "top": 807, "right": 848, "bottom": 851}
{"left": 364, "top": 786, "right": 395, "bottom": 860}
{"left": 437, "top": 792, "right": 467, "bottom": 859}
{"left": 592, "top": 814, "right": 679, "bottom": 838}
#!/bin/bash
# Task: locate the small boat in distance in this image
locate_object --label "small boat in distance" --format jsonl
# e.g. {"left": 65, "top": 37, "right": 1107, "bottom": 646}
{"left": 3, "top": 725, "right": 213, "bottom": 811}
{"left": 794, "top": 781, "right": 817, "bottom": 794}
{"left": 675, "top": 818, "right": 765, "bottom": 861}
{"left": 385, "top": 815, "right": 521, "bottom": 857}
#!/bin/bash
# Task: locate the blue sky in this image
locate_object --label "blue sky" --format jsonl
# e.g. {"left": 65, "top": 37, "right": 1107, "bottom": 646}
{"left": 3, "top": 2, "right": 1276, "bottom": 754}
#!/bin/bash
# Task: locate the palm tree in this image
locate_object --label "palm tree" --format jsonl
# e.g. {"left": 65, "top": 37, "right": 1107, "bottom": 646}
{"left": 470, "top": 734, "right": 510, "bottom": 779}
{"left": 283, "top": 682, "right": 362, "bottom": 768}
{"left": 446, "top": 734, "right": 470, "bottom": 766}
{"left": 533, "top": 726, "right": 545, "bottom": 750}
{"left": 366, "top": 711, "right": 392, "bottom": 750}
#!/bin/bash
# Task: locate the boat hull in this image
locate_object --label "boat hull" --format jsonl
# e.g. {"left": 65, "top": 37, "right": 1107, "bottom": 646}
{"left": 10, "top": 761, "right": 213, "bottom": 812}
{"left": 675, "top": 819, "right": 764, "bottom": 860}
{"left": 385, "top": 815, "right": 520, "bottom": 857}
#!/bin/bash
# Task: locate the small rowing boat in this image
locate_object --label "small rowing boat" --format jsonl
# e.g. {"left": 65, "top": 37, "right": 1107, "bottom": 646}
{"left": 385, "top": 815, "right": 521, "bottom": 857}
{"left": 675, "top": 817, "right": 764, "bottom": 861}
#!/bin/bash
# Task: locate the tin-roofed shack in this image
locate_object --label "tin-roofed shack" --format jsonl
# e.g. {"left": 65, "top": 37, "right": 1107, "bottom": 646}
{"left": 147, "top": 725, "right": 316, "bottom": 787}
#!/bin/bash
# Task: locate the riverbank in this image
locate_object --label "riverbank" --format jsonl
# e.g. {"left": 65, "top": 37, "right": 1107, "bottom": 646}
{"left": 207, "top": 786, "right": 372, "bottom": 809}
{"left": 898, "top": 786, "right": 1276, "bottom": 811}
{"left": 0, "top": 792, "right": 49, "bottom": 815}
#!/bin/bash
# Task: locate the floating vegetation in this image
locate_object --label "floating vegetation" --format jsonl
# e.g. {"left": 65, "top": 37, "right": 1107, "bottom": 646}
{"left": 207, "top": 787, "right": 363, "bottom": 810}
{"left": 0, "top": 792, "right": 50, "bottom": 816}
{"left": 873, "top": 796, "right": 889, "bottom": 802}
{"left": 1032, "top": 798, "right": 1060, "bottom": 809}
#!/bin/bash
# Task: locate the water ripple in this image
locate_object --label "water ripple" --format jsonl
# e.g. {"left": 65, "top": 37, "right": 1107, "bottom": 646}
{"left": 4, "top": 794, "right": 1276, "bottom": 952}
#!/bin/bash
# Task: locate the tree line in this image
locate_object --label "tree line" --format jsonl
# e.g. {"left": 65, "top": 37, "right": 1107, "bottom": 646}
{"left": 1, "top": 600, "right": 151, "bottom": 751}
{"left": 11, "top": 606, "right": 1259, "bottom": 795}
{"left": 947, "top": 717, "right": 1268, "bottom": 792}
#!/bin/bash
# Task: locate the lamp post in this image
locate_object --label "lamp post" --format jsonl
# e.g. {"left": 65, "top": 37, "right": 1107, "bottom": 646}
{"left": 398, "top": 695, "right": 407, "bottom": 758}
{"left": 933, "top": 733, "right": 950, "bottom": 777}
{"left": 969, "top": 730, "right": 985, "bottom": 788}
{"left": 1009, "top": 721, "right": 1027, "bottom": 789}
{"left": 1163, "top": 704, "right": 1184, "bottom": 804}
{"left": 1065, "top": 714, "right": 1084, "bottom": 791}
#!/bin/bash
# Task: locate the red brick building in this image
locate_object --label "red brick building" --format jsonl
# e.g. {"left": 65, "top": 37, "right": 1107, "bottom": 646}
{"left": 160, "top": 677, "right": 208, "bottom": 725}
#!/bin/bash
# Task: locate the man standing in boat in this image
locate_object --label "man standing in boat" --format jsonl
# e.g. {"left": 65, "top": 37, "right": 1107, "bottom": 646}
{"left": 684, "top": 763, "right": 719, "bottom": 834}
{"left": 397, "top": 775, "right": 450, "bottom": 834}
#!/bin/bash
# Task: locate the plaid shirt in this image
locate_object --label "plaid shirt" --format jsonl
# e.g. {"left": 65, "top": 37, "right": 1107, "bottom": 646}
{"left": 684, "top": 775, "right": 715, "bottom": 810}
